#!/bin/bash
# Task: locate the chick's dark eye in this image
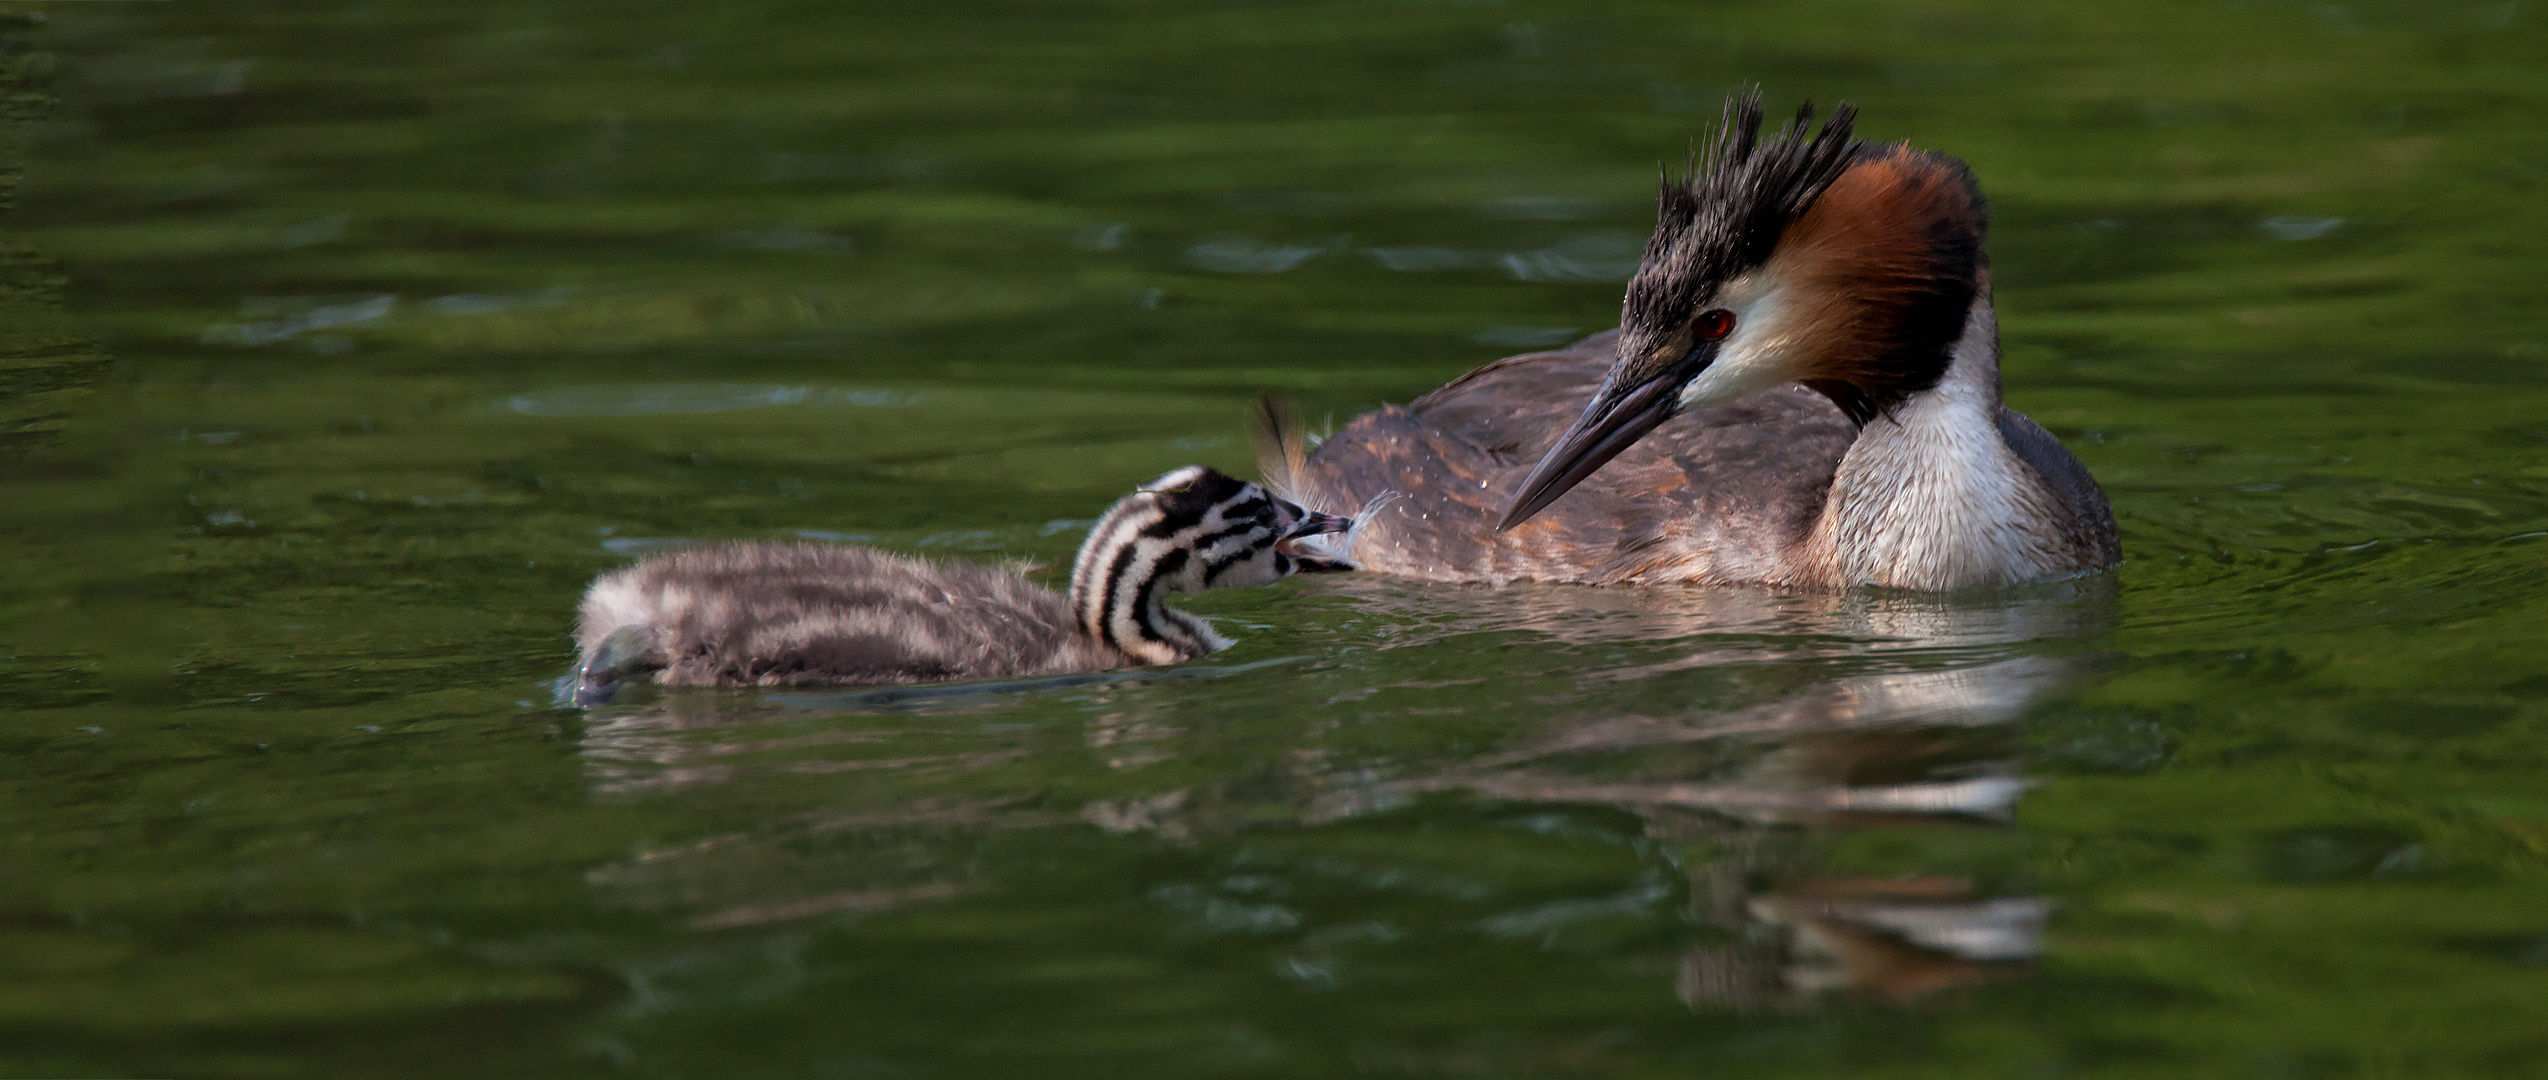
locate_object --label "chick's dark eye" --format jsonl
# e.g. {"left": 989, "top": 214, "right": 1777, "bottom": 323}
{"left": 1694, "top": 309, "right": 1735, "bottom": 341}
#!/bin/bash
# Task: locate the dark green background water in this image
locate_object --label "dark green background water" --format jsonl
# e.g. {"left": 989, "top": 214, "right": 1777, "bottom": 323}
{"left": 4, "top": 1, "right": 2546, "bottom": 1076}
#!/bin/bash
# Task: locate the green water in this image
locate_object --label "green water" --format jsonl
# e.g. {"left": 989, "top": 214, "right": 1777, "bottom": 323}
{"left": 5, "top": 1, "right": 2547, "bottom": 1075}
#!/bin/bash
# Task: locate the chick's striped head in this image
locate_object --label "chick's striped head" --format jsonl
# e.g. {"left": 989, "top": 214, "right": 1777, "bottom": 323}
{"left": 1069, "top": 466, "right": 1345, "bottom": 662}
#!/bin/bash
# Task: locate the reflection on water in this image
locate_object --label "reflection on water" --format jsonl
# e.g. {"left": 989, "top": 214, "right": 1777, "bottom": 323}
{"left": 199, "top": 293, "right": 394, "bottom": 346}
{"left": 503, "top": 384, "right": 917, "bottom": 417}
{"left": 1684, "top": 873, "right": 2045, "bottom": 1008}
{"left": 574, "top": 582, "right": 2109, "bottom": 1011}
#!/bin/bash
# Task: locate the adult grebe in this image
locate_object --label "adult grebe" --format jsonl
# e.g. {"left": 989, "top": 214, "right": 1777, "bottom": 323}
{"left": 1264, "top": 91, "right": 2118, "bottom": 590}
{"left": 569, "top": 466, "right": 1347, "bottom": 705}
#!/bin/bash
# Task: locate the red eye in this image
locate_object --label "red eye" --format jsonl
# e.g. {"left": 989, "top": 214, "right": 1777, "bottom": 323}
{"left": 1694, "top": 309, "right": 1735, "bottom": 341}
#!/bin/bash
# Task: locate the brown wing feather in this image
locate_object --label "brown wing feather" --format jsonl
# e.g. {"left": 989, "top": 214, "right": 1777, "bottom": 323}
{"left": 1291, "top": 333, "right": 1860, "bottom": 585}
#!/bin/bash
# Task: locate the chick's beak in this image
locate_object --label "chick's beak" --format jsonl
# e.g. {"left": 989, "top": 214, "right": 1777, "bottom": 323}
{"left": 1497, "top": 370, "right": 1684, "bottom": 531}
{"left": 1275, "top": 508, "right": 1352, "bottom": 556}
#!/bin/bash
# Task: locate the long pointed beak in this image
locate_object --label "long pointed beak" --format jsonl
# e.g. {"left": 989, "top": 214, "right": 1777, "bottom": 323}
{"left": 1276, "top": 509, "right": 1351, "bottom": 556}
{"left": 1497, "top": 373, "right": 1682, "bottom": 531}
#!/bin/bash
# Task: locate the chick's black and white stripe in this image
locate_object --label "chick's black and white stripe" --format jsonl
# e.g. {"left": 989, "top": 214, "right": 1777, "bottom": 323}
{"left": 571, "top": 466, "right": 1331, "bottom": 703}
{"left": 1069, "top": 465, "right": 1288, "bottom": 666}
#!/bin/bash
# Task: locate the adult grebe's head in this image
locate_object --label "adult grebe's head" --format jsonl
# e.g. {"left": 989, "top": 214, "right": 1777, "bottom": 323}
{"left": 1500, "top": 90, "right": 1991, "bottom": 531}
{"left": 1070, "top": 465, "right": 1348, "bottom": 663}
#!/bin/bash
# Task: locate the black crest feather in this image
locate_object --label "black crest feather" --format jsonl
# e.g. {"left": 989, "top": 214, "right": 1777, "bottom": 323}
{"left": 1628, "top": 89, "right": 1862, "bottom": 335}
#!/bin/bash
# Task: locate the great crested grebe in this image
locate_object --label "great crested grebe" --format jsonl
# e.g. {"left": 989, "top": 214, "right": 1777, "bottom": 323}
{"left": 568, "top": 466, "right": 1347, "bottom": 705}
{"left": 1264, "top": 91, "right": 2119, "bottom": 590}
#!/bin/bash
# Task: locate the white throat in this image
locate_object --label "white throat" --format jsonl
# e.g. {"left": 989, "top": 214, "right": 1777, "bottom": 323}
{"left": 1807, "top": 296, "right": 2075, "bottom": 590}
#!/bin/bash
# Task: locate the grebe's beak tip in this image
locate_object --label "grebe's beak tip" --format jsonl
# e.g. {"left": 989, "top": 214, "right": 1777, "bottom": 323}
{"left": 1498, "top": 374, "right": 1681, "bottom": 531}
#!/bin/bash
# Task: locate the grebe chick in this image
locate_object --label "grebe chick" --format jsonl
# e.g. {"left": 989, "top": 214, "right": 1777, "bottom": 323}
{"left": 1263, "top": 91, "right": 2119, "bottom": 591}
{"left": 569, "top": 466, "right": 1347, "bottom": 706}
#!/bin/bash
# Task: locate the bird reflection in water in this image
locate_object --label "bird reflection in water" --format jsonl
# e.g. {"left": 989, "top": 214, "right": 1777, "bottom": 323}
{"left": 1295, "top": 578, "right": 2105, "bottom": 1006}
{"left": 572, "top": 577, "right": 2114, "bottom": 1007}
